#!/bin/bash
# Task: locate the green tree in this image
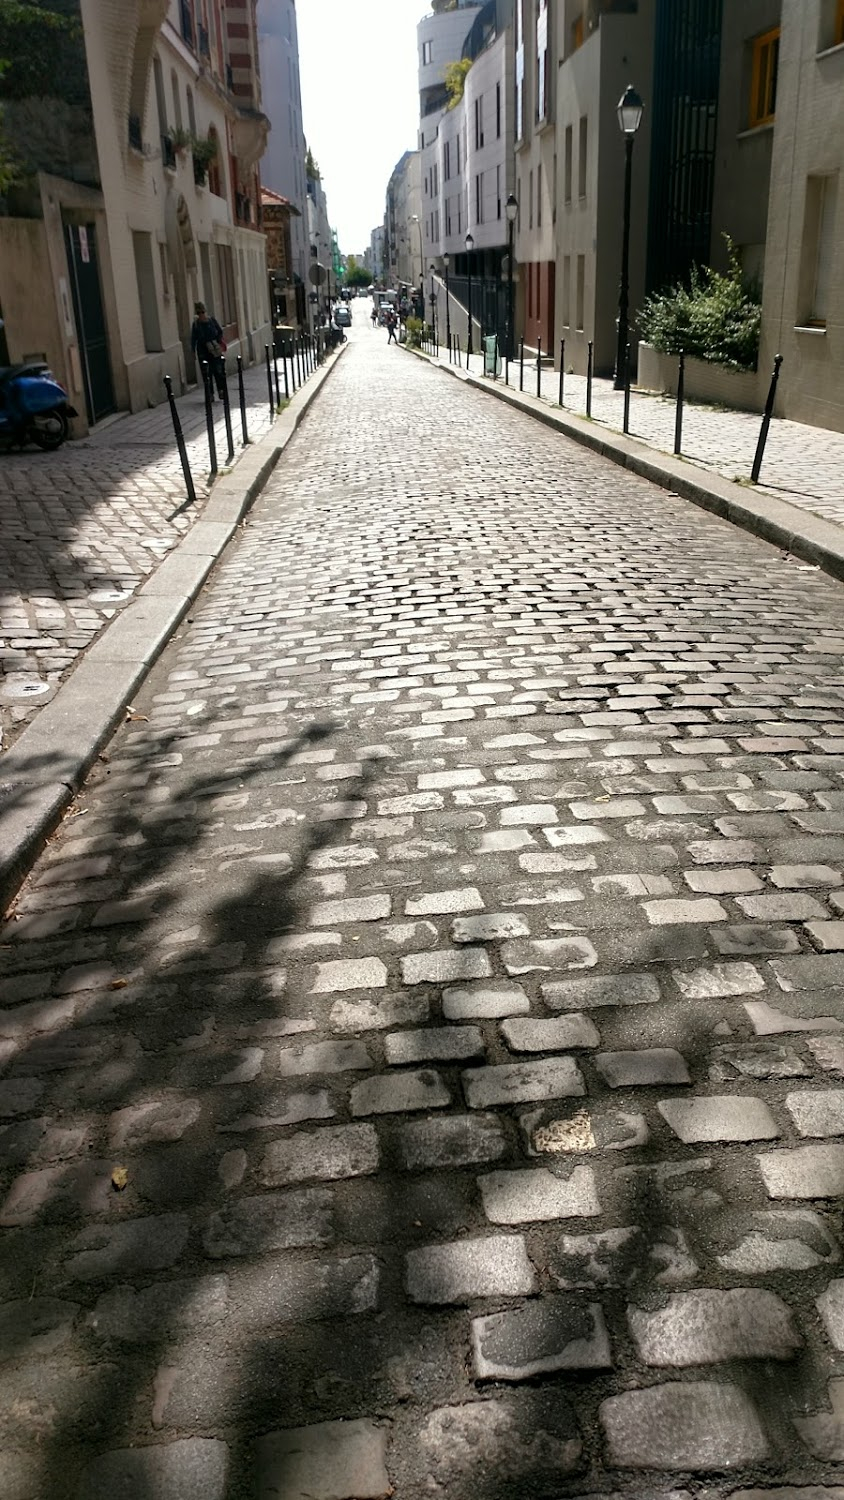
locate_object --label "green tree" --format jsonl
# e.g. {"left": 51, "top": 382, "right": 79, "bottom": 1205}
{"left": 305, "top": 146, "right": 320, "bottom": 180}
{"left": 0, "top": 0, "right": 83, "bottom": 101}
{"left": 444, "top": 57, "right": 471, "bottom": 109}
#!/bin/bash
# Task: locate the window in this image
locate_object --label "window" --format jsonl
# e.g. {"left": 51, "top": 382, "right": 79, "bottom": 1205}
{"left": 207, "top": 126, "right": 222, "bottom": 195}
{"left": 133, "top": 231, "right": 162, "bottom": 352}
{"left": 576, "top": 254, "right": 585, "bottom": 330}
{"left": 578, "top": 115, "right": 588, "bottom": 197}
{"left": 216, "top": 243, "right": 237, "bottom": 329}
{"left": 572, "top": 13, "right": 584, "bottom": 52}
{"left": 475, "top": 172, "right": 483, "bottom": 224}
{"left": 497, "top": 163, "right": 502, "bottom": 219}
{"left": 536, "top": 0, "right": 549, "bottom": 122}
{"left": 444, "top": 139, "right": 450, "bottom": 181}
{"left": 564, "top": 124, "right": 572, "bottom": 202}
{"left": 153, "top": 55, "right": 167, "bottom": 137}
{"left": 475, "top": 95, "right": 484, "bottom": 149}
{"left": 799, "top": 174, "right": 838, "bottom": 326}
{"left": 496, "top": 81, "right": 501, "bottom": 138}
{"left": 750, "top": 27, "right": 779, "bottom": 126}
{"left": 422, "top": 39, "right": 433, "bottom": 64}
{"left": 456, "top": 134, "right": 460, "bottom": 174}
{"left": 159, "top": 241, "right": 170, "bottom": 299}
{"left": 529, "top": 168, "right": 534, "bottom": 229}
{"left": 171, "top": 70, "right": 182, "bottom": 131}
{"left": 562, "top": 256, "right": 570, "bottom": 326}
{"left": 186, "top": 86, "right": 196, "bottom": 137}
{"left": 537, "top": 162, "right": 542, "bottom": 227}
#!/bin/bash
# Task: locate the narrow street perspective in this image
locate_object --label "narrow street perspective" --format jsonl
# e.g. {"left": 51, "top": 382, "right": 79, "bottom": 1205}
{"left": 5, "top": 328, "right": 844, "bottom": 1499}
{"left": 2, "top": 0, "right": 844, "bottom": 1497}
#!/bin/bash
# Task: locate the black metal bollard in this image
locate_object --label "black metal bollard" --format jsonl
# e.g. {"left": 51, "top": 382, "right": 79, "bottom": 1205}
{"left": 296, "top": 337, "right": 303, "bottom": 389}
{"left": 519, "top": 338, "right": 524, "bottom": 392}
{"left": 559, "top": 339, "right": 565, "bottom": 407}
{"left": 536, "top": 334, "right": 542, "bottom": 398}
{"left": 586, "top": 340, "right": 593, "bottom": 417}
{"left": 751, "top": 353, "right": 783, "bottom": 483}
{"left": 220, "top": 365, "right": 234, "bottom": 463}
{"left": 283, "top": 346, "right": 290, "bottom": 400}
{"left": 289, "top": 340, "right": 297, "bottom": 393}
{"left": 272, "top": 345, "right": 281, "bottom": 409}
{"left": 163, "top": 375, "right": 196, "bottom": 504}
{"left": 264, "top": 344, "right": 274, "bottom": 418}
{"left": 236, "top": 355, "right": 249, "bottom": 445}
{"left": 623, "top": 343, "right": 631, "bottom": 435}
{"left": 674, "top": 350, "right": 685, "bottom": 455}
{"left": 201, "top": 360, "right": 218, "bottom": 474}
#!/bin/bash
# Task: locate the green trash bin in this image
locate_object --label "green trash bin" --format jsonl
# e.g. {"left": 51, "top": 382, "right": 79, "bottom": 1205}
{"left": 273, "top": 324, "right": 295, "bottom": 358}
{"left": 483, "top": 334, "right": 501, "bottom": 378}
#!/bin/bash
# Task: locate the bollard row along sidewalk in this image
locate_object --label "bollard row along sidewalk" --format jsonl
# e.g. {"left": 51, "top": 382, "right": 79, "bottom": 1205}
{"left": 0, "top": 343, "right": 323, "bottom": 752}
{"left": 430, "top": 340, "right": 844, "bottom": 537}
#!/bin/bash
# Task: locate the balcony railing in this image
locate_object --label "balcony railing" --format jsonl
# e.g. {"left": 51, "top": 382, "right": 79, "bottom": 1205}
{"left": 198, "top": 22, "right": 210, "bottom": 57}
{"left": 161, "top": 133, "right": 176, "bottom": 170}
{"left": 128, "top": 114, "right": 142, "bottom": 151}
{"left": 180, "top": 0, "right": 194, "bottom": 48}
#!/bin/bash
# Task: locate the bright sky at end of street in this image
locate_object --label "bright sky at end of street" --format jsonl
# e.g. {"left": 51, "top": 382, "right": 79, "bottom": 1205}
{"left": 295, "top": 0, "right": 424, "bottom": 257}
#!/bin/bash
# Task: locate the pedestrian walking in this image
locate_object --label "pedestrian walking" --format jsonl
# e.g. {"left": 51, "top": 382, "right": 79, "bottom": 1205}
{"left": 370, "top": 305, "right": 377, "bottom": 329}
{"left": 386, "top": 309, "right": 398, "bottom": 345}
{"left": 191, "top": 301, "right": 226, "bottom": 398}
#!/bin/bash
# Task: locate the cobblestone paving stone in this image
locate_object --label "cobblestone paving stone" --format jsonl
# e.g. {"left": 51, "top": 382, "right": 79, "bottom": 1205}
{"left": 453, "top": 342, "right": 844, "bottom": 528}
{"left": 0, "top": 359, "right": 285, "bottom": 748}
{"left": 6, "top": 326, "right": 844, "bottom": 1496}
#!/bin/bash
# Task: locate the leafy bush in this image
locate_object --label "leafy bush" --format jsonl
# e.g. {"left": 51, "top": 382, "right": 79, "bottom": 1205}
{"left": 444, "top": 58, "right": 472, "bottom": 109}
{"left": 637, "top": 239, "right": 761, "bottom": 371}
{"left": 405, "top": 316, "right": 424, "bottom": 348}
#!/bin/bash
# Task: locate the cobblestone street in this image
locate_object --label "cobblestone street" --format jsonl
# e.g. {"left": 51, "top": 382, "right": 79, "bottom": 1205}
{"left": 0, "top": 359, "right": 281, "bottom": 749}
{"left": 6, "top": 326, "right": 844, "bottom": 1498}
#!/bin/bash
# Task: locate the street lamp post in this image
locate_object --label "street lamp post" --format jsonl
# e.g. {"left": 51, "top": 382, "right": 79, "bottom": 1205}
{"left": 505, "top": 193, "right": 518, "bottom": 361}
{"left": 429, "top": 263, "right": 438, "bottom": 344}
{"left": 614, "top": 84, "right": 645, "bottom": 390}
{"left": 465, "top": 231, "right": 474, "bottom": 356}
{"left": 443, "top": 252, "right": 451, "bottom": 352}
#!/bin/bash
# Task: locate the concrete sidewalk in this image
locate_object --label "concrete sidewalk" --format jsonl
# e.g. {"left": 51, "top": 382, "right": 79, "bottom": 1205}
{"left": 439, "top": 345, "right": 844, "bottom": 530}
{"left": 0, "top": 349, "right": 317, "bottom": 750}
{"left": 0, "top": 343, "right": 345, "bottom": 906}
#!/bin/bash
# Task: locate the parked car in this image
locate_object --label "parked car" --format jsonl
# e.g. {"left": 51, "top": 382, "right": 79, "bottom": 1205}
{"left": 334, "top": 305, "right": 352, "bottom": 327}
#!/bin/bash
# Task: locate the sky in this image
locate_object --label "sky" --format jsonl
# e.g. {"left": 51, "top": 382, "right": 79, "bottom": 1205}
{"left": 295, "top": 0, "right": 424, "bottom": 256}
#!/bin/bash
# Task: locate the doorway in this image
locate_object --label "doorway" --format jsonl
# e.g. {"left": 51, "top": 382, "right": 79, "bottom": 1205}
{"left": 64, "top": 221, "right": 117, "bottom": 424}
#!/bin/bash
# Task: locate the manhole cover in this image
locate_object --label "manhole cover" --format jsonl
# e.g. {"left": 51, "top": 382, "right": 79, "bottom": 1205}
{"left": 0, "top": 675, "right": 52, "bottom": 703}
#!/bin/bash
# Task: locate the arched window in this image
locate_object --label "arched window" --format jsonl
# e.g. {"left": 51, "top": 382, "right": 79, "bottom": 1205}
{"left": 207, "top": 125, "right": 222, "bottom": 196}
{"left": 187, "top": 86, "right": 196, "bottom": 137}
{"left": 171, "top": 69, "right": 183, "bottom": 131}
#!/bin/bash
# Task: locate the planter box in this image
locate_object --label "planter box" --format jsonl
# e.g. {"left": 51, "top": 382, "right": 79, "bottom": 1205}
{"left": 638, "top": 343, "right": 763, "bottom": 413}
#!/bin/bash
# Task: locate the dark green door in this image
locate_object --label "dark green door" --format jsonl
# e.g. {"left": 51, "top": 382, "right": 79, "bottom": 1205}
{"left": 64, "top": 222, "right": 117, "bottom": 424}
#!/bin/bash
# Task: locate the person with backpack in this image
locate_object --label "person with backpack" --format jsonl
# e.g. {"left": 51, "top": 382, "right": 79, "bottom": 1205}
{"left": 190, "top": 302, "right": 226, "bottom": 398}
{"left": 386, "top": 308, "right": 398, "bottom": 345}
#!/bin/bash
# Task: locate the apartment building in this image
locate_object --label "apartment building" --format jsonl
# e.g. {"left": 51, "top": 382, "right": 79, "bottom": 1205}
{"left": 0, "top": 0, "right": 272, "bottom": 428}
{"left": 755, "top": 0, "right": 844, "bottom": 430}
{"left": 385, "top": 150, "right": 423, "bottom": 292}
{"left": 257, "top": 0, "right": 308, "bottom": 298}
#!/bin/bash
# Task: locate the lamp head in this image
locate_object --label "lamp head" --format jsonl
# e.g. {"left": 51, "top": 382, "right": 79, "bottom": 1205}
{"left": 443, "top": 252, "right": 450, "bottom": 268}
{"left": 505, "top": 193, "right": 518, "bottom": 224}
{"left": 465, "top": 232, "right": 474, "bottom": 252}
{"left": 617, "top": 84, "right": 644, "bottom": 136}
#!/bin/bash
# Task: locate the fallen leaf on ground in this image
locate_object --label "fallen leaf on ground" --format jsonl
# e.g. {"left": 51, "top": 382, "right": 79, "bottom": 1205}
{"left": 111, "top": 1166, "right": 129, "bottom": 1191}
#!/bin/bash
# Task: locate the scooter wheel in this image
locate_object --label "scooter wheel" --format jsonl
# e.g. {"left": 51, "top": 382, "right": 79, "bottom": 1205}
{"left": 29, "top": 410, "right": 69, "bottom": 451}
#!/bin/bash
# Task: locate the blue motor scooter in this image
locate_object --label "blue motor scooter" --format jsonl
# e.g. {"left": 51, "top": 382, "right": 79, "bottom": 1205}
{"left": 0, "top": 362, "right": 77, "bottom": 450}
